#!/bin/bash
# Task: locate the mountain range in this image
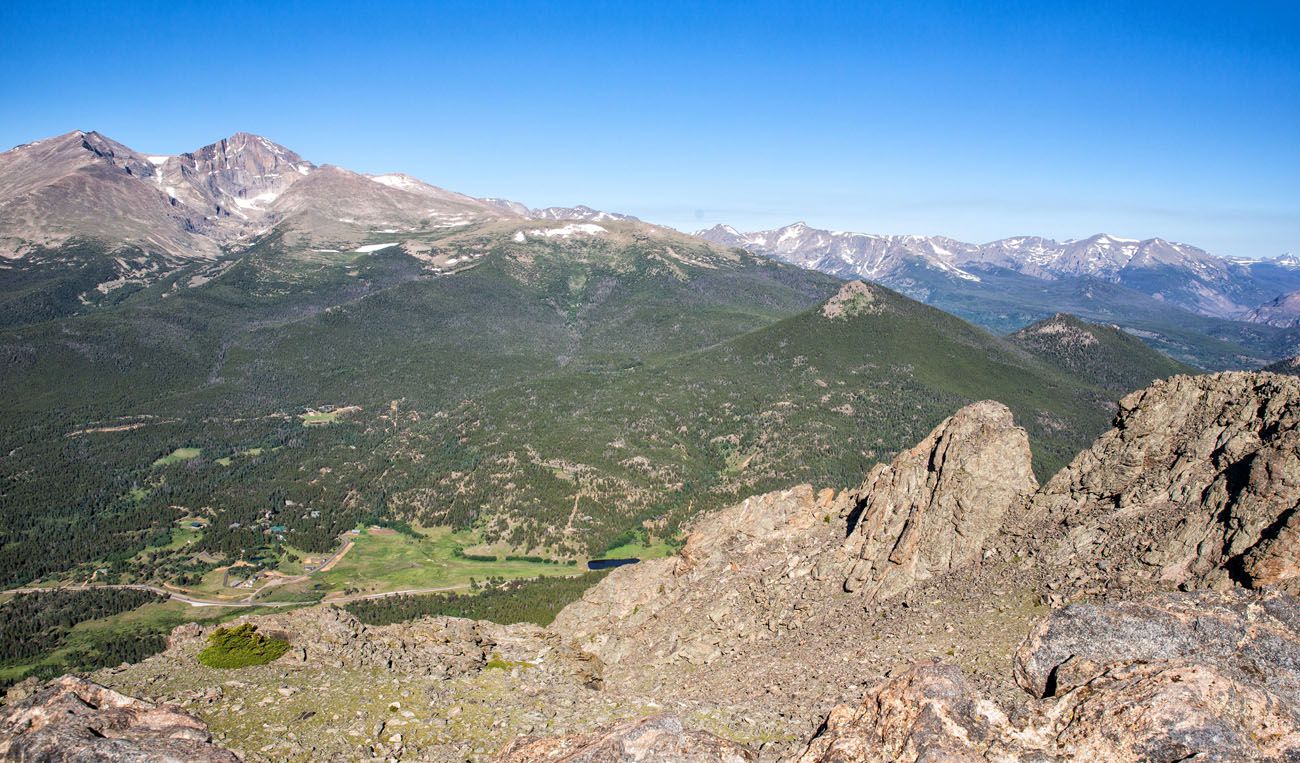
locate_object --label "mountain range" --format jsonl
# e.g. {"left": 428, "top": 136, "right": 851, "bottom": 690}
{"left": 697, "top": 222, "right": 1300, "bottom": 368}
{"left": 0, "top": 129, "right": 1200, "bottom": 593}
{"left": 3, "top": 130, "right": 1298, "bottom": 370}
{"left": 3, "top": 128, "right": 1300, "bottom": 762}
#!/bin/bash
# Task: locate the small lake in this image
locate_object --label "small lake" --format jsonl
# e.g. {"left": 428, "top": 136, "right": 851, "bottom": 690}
{"left": 587, "top": 557, "right": 640, "bottom": 571}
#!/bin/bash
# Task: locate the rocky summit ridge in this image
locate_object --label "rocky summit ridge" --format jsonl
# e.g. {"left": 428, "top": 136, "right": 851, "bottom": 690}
{"left": 4, "top": 370, "right": 1300, "bottom": 761}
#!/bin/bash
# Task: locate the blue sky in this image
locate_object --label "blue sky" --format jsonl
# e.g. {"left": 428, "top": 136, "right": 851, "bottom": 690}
{"left": 1, "top": 0, "right": 1297, "bottom": 257}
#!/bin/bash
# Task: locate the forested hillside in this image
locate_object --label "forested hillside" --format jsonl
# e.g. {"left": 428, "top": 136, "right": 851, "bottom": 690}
{"left": 1, "top": 223, "right": 1130, "bottom": 588}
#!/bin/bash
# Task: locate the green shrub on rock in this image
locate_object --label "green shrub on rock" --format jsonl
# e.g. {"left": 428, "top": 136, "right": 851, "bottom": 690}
{"left": 197, "top": 623, "right": 290, "bottom": 669}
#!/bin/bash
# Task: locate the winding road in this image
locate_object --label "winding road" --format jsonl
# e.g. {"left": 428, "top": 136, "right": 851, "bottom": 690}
{"left": 2, "top": 581, "right": 476, "bottom": 609}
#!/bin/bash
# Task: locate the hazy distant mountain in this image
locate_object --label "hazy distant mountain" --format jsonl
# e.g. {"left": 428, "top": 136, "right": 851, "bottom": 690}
{"left": 697, "top": 222, "right": 1300, "bottom": 320}
{"left": 530, "top": 205, "right": 639, "bottom": 223}
{"left": 1243, "top": 291, "right": 1300, "bottom": 328}
{"left": 480, "top": 199, "right": 637, "bottom": 222}
{"left": 697, "top": 222, "right": 985, "bottom": 284}
{"left": 699, "top": 221, "right": 1300, "bottom": 369}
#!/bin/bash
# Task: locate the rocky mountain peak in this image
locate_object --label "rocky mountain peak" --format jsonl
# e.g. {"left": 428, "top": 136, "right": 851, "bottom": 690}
{"left": 160, "top": 132, "right": 314, "bottom": 220}
{"left": 1030, "top": 371, "right": 1300, "bottom": 592}
{"left": 819, "top": 280, "right": 885, "bottom": 319}
{"left": 1012, "top": 312, "right": 1101, "bottom": 347}
{"left": 843, "top": 400, "right": 1038, "bottom": 599}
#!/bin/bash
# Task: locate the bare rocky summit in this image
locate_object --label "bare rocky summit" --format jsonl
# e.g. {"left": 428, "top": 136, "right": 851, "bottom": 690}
{"left": 818, "top": 280, "right": 884, "bottom": 319}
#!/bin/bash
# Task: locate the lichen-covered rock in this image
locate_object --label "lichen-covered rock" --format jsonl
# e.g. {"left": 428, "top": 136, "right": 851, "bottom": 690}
{"left": 0, "top": 675, "right": 241, "bottom": 762}
{"left": 1036, "top": 660, "right": 1300, "bottom": 762}
{"left": 801, "top": 611, "right": 1300, "bottom": 762}
{"left": 1031, "top": 372, "right": 1300, "bottom": 591}
{"left": 1014, "top": 589, "right": 1300, "bottom": 702}
{"left": 842, "top": 400, "right": 1038, "bottom": 600}
{"left": 496, "top": 714, "right": 756, "bottom": 762}
{"left": 795, "top": 662, "right": 1023, "bottom": 763}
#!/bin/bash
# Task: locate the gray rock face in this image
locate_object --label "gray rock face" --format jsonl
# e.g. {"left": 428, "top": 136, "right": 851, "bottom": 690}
{"left": 843, "top": 400, "right": 1038, "bottom": 600}
{"left": 799, "top": 590, "right": 1300, "bottom": 763}
{"left": 1014, "top": 589, "right": 1300, "bottom": 703}
{"left": 0, "top": 675, "right": 241, "bottom": 762}
{"left": 795, "top": 662, "right": 1021, "bottom": 763}
{"left": 1031, "top": 372, "right": 1300, "bottom": 592}
{"left": 496, "top": 714, "right": 756, "bottom": 762}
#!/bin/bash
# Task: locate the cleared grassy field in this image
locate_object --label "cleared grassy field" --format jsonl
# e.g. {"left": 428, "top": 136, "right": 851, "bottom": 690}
{"left": 300, "top": 411, "right": 339, "bottom": 426}
{"left": 216, "top": 447, "right": 268, "bottom": 466}
{"left": 152, "top": 447, "right": 201, "bottom": 467}
{"left": 311, "top": 526, "right": 579, "bottom": 597}
{"left": 595, "top": 537, "right": 677, "bottom": 561}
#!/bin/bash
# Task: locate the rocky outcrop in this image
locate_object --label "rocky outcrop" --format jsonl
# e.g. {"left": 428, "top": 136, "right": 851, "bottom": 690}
{"left": 842, "top": 400, "right": 1037, "bottom": 599}
{"left": 799, "top": 590, "right": 1300, "bottom": 763}
{"left": 1015, "top": 589, "right": 1300, "bottom": 703}
{"left": 1031, "top": 372, "right": 1300, "bottom": 591}
{"left": 554, "top": 401, "right": 1040, "bottom": 670}
{"left": 795, "top": 662, "right": 1022, "bottom": 763}
{"left": 1029, "top": 660, "right": 1300, "bottom": 762}
{"left": 1242, "top": 510, "right": 1300, "bottom": 593}
{"left": 820, "top": 280, "right": 885, "bottom": 319}
{"left": 0, "top": 675, "right": 241, "bottom": 762}
{"left": 496, "top": 714, "right": 756, "bottom": 762}
{"left": 551, "top": 484, "right": 852, "bottom": 669}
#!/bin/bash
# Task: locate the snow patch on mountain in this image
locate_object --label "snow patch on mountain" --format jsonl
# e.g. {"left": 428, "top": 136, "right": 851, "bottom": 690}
{"left": 527, "top": 223, "right": 608, "bottom": 239}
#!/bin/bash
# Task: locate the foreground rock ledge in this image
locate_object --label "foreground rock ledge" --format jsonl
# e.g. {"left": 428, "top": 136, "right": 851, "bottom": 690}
{"left": 496, "top": 714, "right": 757, "bottom": 762}
{"left": 798, "top": 590, "right": 1300, "bottom": 763}
{"left": 0, "top": 675, "right": 241, "bottom": 762}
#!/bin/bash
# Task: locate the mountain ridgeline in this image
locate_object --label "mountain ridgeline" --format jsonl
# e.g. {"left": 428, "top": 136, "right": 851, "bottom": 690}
{"left": 698, "top": 222, "right": 1300, "bottom": 370}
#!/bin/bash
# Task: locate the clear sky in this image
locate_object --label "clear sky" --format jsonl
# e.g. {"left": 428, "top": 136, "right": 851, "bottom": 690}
{"left": 1, "top": 0, "right": 1297, "bottom": 257}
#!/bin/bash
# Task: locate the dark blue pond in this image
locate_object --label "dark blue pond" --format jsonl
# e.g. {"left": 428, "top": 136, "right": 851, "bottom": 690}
{"left": 587, "top": 557, "right": 640, "bottom": 570}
